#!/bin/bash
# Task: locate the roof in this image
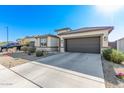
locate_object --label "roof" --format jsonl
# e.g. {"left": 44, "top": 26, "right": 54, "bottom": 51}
{"left": 117, "top": 37, "right": 124, "bottom": 41}
{"left": 33, "top": 34, "right": 58, "bottom": 38}
{"left": 55, "top": 27, "right": 71, "bottom": 32}
{"left": 58, "top": 26, "right": 114, "bottom": 35}
{"left": 21, "top": 34, "right": 58, "bottom": 40}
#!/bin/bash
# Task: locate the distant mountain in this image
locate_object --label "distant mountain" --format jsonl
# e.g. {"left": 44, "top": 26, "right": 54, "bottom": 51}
{"left": 0, "top": 42, "right": 7, "bottom": 46}
{"left": 0, "top": 41, "right": 13, "bottom": 46}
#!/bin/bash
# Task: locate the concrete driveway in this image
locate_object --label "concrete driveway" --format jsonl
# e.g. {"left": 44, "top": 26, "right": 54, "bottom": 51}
{"left": 37, "top": 53, "right": 104, "bottom": 79}
{"left": 11, "top": 62, "right": 105, "bottom": 88}
{"left": 9, "top": 52, "right": 105, "bottom": 88}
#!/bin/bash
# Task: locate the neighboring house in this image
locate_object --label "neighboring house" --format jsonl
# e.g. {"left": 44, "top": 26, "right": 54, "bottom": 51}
{"left": 56, "top": 26, "right": 113, "bottom": 53}
{"left": 17, "top": 36, "right": 36, "bottom": 46}
{"left": 18, "top": 26, "right": 114, "bottom": 53}
{"left": 34, "top": 34, "right": 59, "bottom": 51}
{"left": 108, "top": 41, "right": 117, "bottom": 49}
{"left": 117, "top": 37, "right": 124, "bottom": 52}
{"left": 18, "top": 34, "right": 59, "bottom": 51}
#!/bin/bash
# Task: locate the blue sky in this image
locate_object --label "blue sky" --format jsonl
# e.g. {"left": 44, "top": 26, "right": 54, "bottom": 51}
{"left": 0, "top": 5, "right": 124, "bottom": 42}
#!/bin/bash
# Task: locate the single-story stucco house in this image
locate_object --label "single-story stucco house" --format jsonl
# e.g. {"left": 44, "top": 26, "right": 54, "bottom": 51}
{"left": 117, "top": 37, "right": 124, "bottom": 52}
{"left": 18, "top": 26, "right": 113, "bottom": 53}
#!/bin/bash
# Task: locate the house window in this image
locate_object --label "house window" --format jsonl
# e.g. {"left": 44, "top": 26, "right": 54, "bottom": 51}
{"left": 41, "top": 38, "right": 47, "bottom": 47}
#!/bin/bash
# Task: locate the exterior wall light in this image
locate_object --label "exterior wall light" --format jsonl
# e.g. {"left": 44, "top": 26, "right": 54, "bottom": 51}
{"left": 104, "top": 36, "right": 108, "bottom": 41}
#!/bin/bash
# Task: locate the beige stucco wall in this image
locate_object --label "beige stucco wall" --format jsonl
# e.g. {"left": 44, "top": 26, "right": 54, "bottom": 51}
{"left": 35, "top": 38, "right": 41, "bottom": 47}
{"left": 47, "top": 36, "right": 51, "bottom": 47}
{"left": 58, "top": 29, "right": 109, "bottom": 53}
{"left": 117, "top": 38, "right": 124, "bottom": 52}
{"left": 47, "top": 36, "right": 59, "bottom": 47}
{"left": 37, "top": 47, "right": 58, "bottom": 51}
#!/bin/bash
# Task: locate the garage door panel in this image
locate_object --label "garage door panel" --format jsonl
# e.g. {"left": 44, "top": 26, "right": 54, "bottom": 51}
{"left": 65, "top": 37, "right": 100, "bottom": 53}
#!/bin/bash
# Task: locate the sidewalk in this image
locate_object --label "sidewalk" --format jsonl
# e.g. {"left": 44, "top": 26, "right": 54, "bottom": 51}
{"left": 0, "top": 64, "right": 39, "bottom": 88}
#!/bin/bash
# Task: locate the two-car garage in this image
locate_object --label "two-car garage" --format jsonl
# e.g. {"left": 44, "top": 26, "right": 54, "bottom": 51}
{"left": 64, "top": 37, "right": 100, "bottom": 53}
{"left": 57, "top": 26, "right": 113, "bottom": 54}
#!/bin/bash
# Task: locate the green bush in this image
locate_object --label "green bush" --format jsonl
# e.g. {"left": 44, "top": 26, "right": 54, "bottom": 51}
{"left": 111, "top": 49, "right": 124, "bottom": 64}
{"left": 102, "top": 48, "right": 112, "bottom": 61}
{"left": 36, "top": 50, "right": 43, "bottom": 57}
{"left": 42, "top": 50, "right": 48, "bottom": 56}
{"left": 21, "top": 46, "right": 28, "bottom": 53}
{"left": 103, "top": 48, "right": 124, "bottom": 64}
{"left": 27, "top": 47, "right": 36, "bottom": 54}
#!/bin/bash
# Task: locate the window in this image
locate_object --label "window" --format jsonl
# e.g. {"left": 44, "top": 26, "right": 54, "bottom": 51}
{"left": 41, "top": 38, "right": 47, "bottom": 47}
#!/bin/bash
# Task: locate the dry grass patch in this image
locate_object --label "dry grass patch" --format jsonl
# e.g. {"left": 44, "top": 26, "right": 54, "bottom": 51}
{"left": 0, "top": 56, "right": 27, "bottom": 68}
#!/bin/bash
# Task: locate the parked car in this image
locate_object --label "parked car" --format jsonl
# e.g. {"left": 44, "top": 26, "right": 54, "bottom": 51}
{"left": 0, "top": 42, "right": 21, "bottom": 51}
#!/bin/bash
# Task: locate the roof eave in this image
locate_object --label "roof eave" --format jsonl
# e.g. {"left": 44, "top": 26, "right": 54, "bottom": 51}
{"left": 108, "top": 26, "right": 114, "bottom": 34}
{"left": 55, "top": 28, "right": 71, "bottom": 32}
{"left": 58, "top": 26, "right": 114, "bottom": 35}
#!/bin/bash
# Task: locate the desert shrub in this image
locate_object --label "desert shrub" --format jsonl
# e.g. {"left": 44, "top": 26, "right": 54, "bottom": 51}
{"left": 102, "top": 48, "right": 112, "bottom": 61}
{"left": 110, "top": 49, "right": 124, "bottom": 64}
{"left": 103, "top": 48, "right": 124, "bottom": 64}
{"left": 21, "top": 46, "right": 28, "bottom": 53}
{"left": 42, "top": 50, "right": 48, "bottom": 56}
{"left": 36, "top": 50, "right": 43, "bottom": 57}
{"left": 27, "top": 47, "right": 36, "bottom": 54}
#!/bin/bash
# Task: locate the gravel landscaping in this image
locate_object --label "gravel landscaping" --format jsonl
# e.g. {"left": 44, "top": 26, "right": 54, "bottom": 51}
{"left": 10, "top": 52, "right": 57, "bottom": 61}
{"left": 0, "top": 51, "right": 57, "bottom": 68}
{"left": 102, "top": 57, "right": 124, "bottom": 88}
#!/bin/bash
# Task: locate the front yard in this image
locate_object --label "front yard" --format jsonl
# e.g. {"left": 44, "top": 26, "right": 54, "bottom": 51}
{"left": 0, "top": 51, "right": 56, "bottom": 68}
{"left": 0, "top": 43, "right": 58, "bottom": 68}
{"left": 0, "top": 55, "right": 27, "bottom": 68}
{"left": 1, "top": 47, "right": 124, "bottom": 88}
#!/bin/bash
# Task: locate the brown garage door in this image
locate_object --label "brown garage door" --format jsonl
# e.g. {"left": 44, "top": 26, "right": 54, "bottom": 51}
{"left": 65, "top": 37, "right": 100, "bottom": 53}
